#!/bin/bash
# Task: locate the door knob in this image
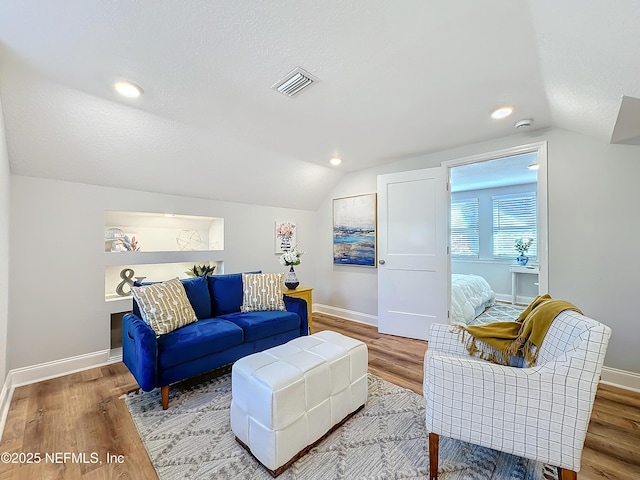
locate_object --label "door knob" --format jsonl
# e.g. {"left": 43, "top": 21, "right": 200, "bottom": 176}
{"left": 378, "top": 259, "right": 385, "bottom": 265}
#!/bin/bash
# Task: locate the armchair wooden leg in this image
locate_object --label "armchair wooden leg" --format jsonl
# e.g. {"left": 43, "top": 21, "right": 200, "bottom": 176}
{"left": 429, "top": 432, "right": 439, "bottom": 480}
{"left": 161, "top": 385, "right": 169, "bottom": 410}
{"left": 557, "top": 467, "right": 577, "bottom": 480}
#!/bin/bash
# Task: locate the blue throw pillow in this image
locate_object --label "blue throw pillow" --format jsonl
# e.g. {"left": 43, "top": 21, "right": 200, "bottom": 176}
{"left": 207, "top": 271, "right": 261, "bottom": 317}
{"left": 180, "top": 276, "right": 212, "bottom": 320}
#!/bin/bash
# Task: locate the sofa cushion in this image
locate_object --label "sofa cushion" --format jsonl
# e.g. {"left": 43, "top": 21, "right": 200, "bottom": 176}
{"left": 218, "top": 311, "right": 300, "bottom": 342}
{"left": 157, "top": 317, "right": 244, "bottom": 368}
{"left": 131, "top": 278, "right": 198, "bottom": 335}
{"left": 241, "top": 273, "right": 286, "bottom": 312}
{"left": 208, "top": 271, "right": 260, "bottom": 317}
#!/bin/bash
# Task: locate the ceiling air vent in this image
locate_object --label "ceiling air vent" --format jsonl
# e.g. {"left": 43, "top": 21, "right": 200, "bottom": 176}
{"left": 272, "top": 67, "right": 319, "bottom": 98}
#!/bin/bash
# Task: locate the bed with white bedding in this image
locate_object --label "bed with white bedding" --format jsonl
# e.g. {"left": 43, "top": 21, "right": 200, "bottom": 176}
{"left": 450, "top": 274, "right": 496, "bottom": 325}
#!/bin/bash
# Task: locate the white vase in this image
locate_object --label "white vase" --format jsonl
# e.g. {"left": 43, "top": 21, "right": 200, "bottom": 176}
{"left": 284, "top": 266, "right": 299, "bottom": 289}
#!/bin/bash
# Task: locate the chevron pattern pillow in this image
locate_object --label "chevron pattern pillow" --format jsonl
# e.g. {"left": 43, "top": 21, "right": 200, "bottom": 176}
{"left": 241, "top": 273, "right": 286, "bottom": 312}
{"left": 131, "top": 278, "right": 198, "bottom": 335}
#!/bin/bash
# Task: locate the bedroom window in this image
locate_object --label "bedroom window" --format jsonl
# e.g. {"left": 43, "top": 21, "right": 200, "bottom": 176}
{"left": 492, "top": 192, "right": 537, "bottom": 258}
{"left": 451, "top": 198, "right": 479, "bottom": 257}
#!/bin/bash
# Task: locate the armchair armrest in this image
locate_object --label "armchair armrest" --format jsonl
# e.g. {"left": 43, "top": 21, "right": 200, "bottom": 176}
{"left": 283, "top": 295, "right": 309, "bottom": 336}
{"left": 428, "top": 323, "right": 472, "bottom": 355}
{"left": 427, "top": 323, "right": 524, "bottom": 367}
{"left": 122, "top": 313, "right": 158, "bottom": 391}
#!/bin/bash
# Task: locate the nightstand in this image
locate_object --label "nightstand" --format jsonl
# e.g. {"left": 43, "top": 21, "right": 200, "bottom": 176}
{"left": 283, "top": 286, "right": 313, "bottom": 332}
{"left": 509, "top": 265, "right": 539, "bottom": 304}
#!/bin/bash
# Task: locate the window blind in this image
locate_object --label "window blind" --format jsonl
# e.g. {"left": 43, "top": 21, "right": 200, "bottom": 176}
{"left": 492, "top": 192, "right": 537, "bottom": 257}
{"left": 451, "top": 198, "right": 479, "bottom": 257}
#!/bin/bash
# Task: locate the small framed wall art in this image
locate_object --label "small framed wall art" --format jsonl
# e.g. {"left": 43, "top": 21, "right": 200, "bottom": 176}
{"left": 275, "top": 221, "right": 296, "bottom": 253}
{"left": 333, "top": 193, "right": 377, "bottom": 267}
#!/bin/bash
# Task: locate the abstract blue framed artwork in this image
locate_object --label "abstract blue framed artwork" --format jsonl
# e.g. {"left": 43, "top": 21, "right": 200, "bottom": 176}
{"left": 333, "top": 193, "right": 377, "bottom": 267}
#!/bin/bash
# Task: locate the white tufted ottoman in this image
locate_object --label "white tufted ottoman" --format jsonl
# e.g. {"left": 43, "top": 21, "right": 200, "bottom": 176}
{"left": 230, "top": 330, "right": 368, "bottom": 476}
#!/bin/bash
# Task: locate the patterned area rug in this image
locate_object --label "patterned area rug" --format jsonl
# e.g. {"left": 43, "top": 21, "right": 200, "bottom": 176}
{"left": 468, "top": 303, "right": 526, "bottom": 326}
{"left": 123, "top": 372, "right": 557, "bottom": 479}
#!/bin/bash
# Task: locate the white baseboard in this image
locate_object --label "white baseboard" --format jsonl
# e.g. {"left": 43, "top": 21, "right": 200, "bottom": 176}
{"left": 494, "top": 293, "right": 535, "bottom": 305}
{"left": 0, "top": 349, "right": 121, "bottom": 438}
{"left": 313, "top": 304, "right": 378, "bottom": 327}
{"left": 600, "top": 366, "right": 640, "bottom": 393}
{"left": 0, "top": 373, "right": 13, "bottom": 441}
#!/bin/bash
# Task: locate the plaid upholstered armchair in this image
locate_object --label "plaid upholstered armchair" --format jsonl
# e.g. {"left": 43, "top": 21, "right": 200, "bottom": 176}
{"left": 423, "top": 310, "right": 611, "bottom": 480}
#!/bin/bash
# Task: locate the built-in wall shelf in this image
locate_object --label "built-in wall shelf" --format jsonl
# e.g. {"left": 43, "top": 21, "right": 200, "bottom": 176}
{"left": 103, "top": 210, "right": 225, "bottom": 311}
{"left": 104, "top": 260, "right": 223, "bottom": 299}
{"left": 105, "top": 210, "right": 224, "bottom": 253}
{"left": 104, "top": 250, "right": 224, "bottom": 266}
{"left": 106, "top": 295, "right": 134, "bottom": 304}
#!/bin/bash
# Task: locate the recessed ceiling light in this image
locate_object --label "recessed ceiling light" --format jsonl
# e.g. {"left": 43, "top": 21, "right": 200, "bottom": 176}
{"left": 330, "top": 156, "right": 342, "bottom": 166}
{"left": 527, "top": 163, "right": 540, "bottom": 171}
{"left": 114, "top": 81, "right": 143, "bottom": 98}
{"left": 491, "top": 106, "right": 513, "bottom": 120}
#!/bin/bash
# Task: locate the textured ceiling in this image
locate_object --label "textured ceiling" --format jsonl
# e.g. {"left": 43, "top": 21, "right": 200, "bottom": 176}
{"left": 0, "top": 0, "right": 638, "bottom": 210}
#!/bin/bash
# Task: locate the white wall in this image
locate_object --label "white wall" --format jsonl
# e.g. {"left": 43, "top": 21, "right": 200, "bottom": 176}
{"left": 314, "top": 127, "right": 640, "bottom": 373}
{"left": 8, "top": 175, "right": 316, "bottom": 370}
{"left": 0, "top": 99, "right": 9, "bottom": 383}
{"left": 7, "top": 127, "right": 640, "bottom": 376}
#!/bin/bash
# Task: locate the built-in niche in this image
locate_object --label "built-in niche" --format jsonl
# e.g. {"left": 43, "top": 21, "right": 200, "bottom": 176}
{"left": 105, "top": 210, "right": 224, "bottom": 253}
{"left": 104, "top": 210, "right": 225, "bottom": 354}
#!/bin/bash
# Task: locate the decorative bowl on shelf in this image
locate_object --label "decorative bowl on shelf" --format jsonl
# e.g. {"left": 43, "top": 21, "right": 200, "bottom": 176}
{"left": 105, "top": 228, "right": 125, "bottom": 240}
{"left": 105, "top": 228, "right": 126, "bottom": 252}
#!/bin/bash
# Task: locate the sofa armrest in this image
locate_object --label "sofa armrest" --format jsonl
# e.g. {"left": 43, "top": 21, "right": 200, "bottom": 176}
{"left": 122, "top": 313, "right": 158, "bottom": 391}
{"left": 283, "top": 295, "right": 309, "bottom": 336}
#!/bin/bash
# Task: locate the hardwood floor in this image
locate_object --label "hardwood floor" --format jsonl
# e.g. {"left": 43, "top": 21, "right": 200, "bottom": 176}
{"left": 0, "top": 313, "right": 638, "bottom": 479}
{"left": 313, "top": 313, "right": 427, "bottom": 395}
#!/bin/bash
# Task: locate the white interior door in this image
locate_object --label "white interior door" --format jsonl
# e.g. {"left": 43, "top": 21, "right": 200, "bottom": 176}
{"left": 377, "top": 167, "right": 448, "bottom": 341}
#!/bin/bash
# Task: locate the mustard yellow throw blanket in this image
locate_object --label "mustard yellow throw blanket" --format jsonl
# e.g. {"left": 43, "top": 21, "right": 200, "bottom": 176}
{"left": 459, "top": 294, "right": 582, "bottom": 366}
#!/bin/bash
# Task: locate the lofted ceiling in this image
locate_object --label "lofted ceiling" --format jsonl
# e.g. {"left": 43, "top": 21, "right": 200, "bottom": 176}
{"left": 0, "top": 0, "right": 638, "bottom": 210}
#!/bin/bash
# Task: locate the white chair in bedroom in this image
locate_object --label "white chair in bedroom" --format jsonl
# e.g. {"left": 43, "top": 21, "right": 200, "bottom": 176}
{"left": 423, "top": 310, "right": 611, "bottom": 480}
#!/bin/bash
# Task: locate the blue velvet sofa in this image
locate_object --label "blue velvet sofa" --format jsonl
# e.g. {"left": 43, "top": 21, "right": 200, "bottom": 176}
{"left": 122, "top": 272, "right": 309, "bottom": 409}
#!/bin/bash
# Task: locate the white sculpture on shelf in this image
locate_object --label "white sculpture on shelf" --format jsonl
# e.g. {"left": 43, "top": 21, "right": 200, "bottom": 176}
{"left": 105, "top": 227, "right": 125, "bottom": 252}
{"left": 176, "top": 230, "right": 205, "bottom": 251}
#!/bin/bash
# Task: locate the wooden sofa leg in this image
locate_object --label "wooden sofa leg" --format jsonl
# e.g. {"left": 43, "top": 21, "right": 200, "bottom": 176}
{"left": 429, "top": 432, "right": 439, "bottom": 480}
{"left": 161, "top": 385, "right": 169, "bottom": 410}
{"left": 558, "top": 467, "right": 577, "bottom": 480}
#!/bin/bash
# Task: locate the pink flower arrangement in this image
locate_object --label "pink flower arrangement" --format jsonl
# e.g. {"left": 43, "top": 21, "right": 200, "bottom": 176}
{"left": 276, "top": 222, "right": 295, "bottom": 240}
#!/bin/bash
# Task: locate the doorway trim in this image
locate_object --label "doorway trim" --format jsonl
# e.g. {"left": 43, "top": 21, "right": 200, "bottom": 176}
{"left": 441, "top": 141, "right": 549, "bottom": 295}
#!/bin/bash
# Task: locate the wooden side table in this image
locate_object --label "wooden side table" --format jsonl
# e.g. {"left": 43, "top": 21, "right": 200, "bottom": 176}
{"left": 283, "top": 286, "right": 313, "bottom": 332}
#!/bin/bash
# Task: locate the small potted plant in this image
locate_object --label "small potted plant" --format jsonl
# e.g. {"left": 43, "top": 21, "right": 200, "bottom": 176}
{"left": 185, "top": 264, "right": 216, "bottom": 277}
{"left": 515, "top": 238, "right": 533, "bottom": 265}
